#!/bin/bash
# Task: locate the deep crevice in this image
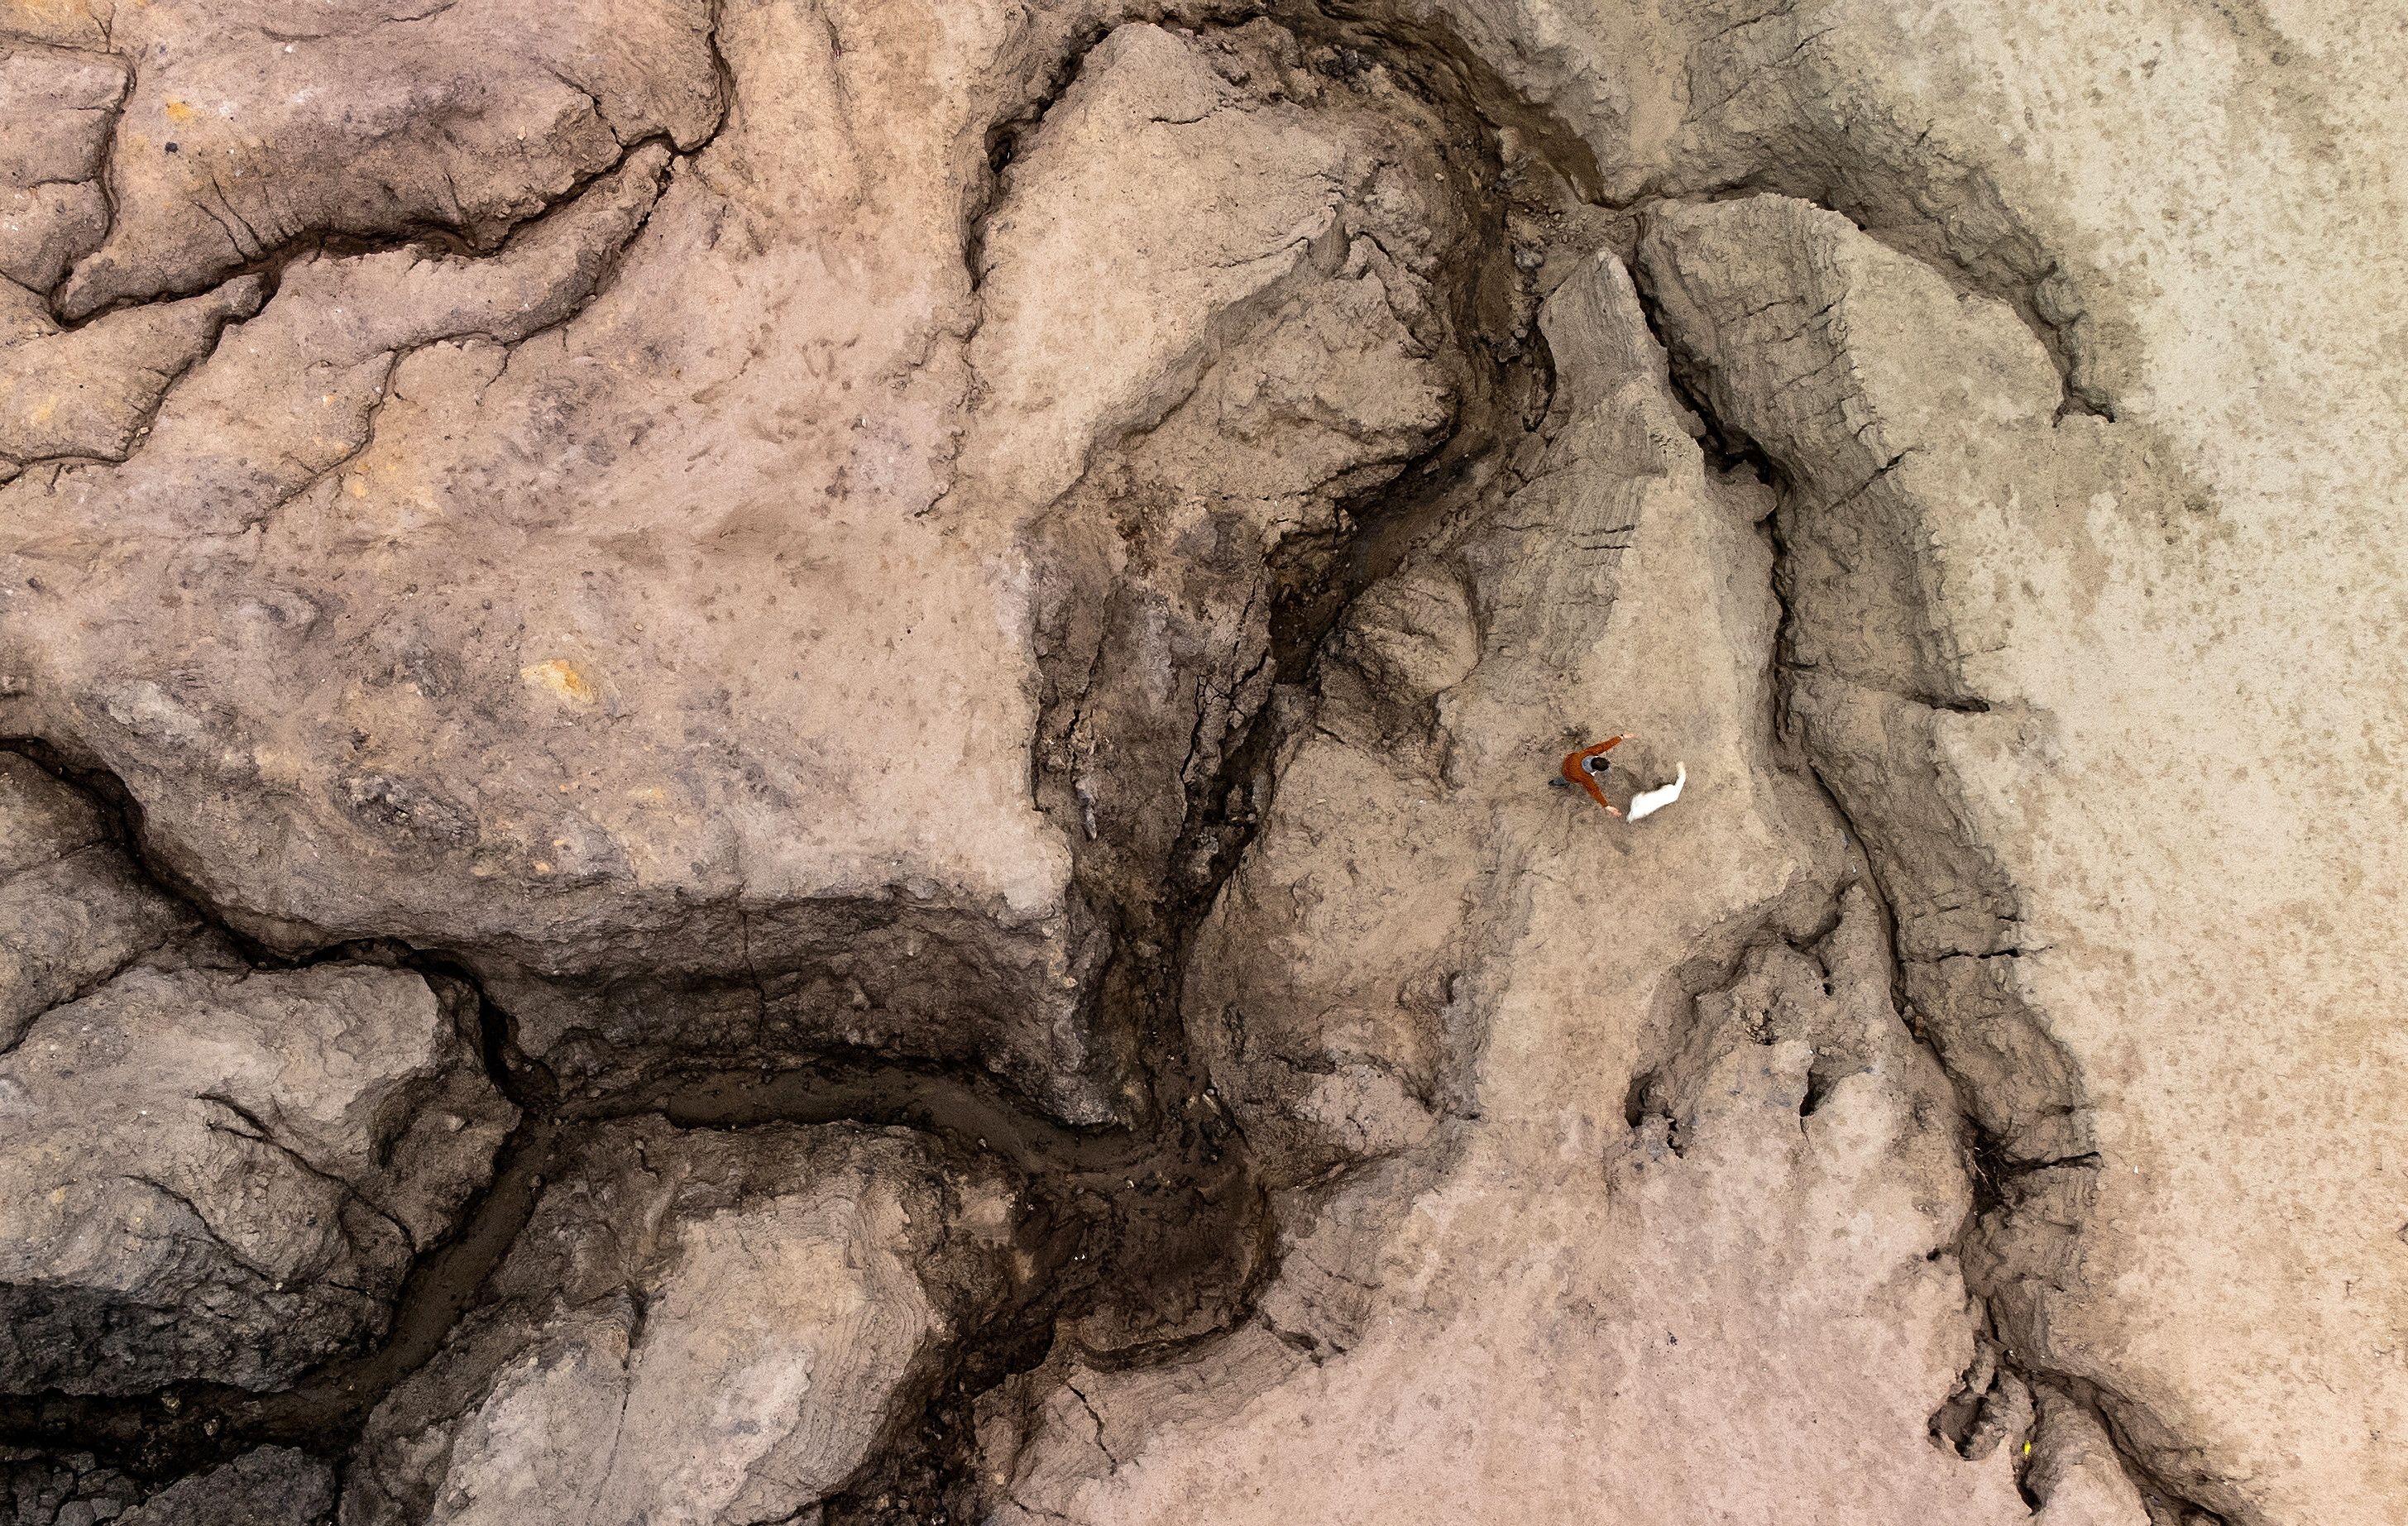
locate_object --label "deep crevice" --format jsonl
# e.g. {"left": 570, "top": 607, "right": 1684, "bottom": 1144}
{"left": 828, "top": 11, "right": 1566, "bottom": 1521}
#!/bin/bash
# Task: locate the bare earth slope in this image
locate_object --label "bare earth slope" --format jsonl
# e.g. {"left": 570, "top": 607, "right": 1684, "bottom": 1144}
{"left": 0, "top": 3, "right": 2399, "bottom": 1524}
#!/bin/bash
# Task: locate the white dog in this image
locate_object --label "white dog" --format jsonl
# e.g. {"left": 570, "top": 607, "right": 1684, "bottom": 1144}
{"left": 1625, "top": 763, "right": 1687, "bottom": 822}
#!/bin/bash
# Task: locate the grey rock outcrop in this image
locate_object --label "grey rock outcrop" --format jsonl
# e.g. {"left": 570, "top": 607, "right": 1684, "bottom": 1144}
{"left": 0, "top": 1444, "right": 333, "bottom": 1526}
{"left": 114, "top": 1447, "right": 335, "bottom": 1526}
{"left": 343, "top": 1122, "right": 1016, "bottom": 1526}
{"left": 0, "top": 958, "right": 515, "bottom": 1393}
{"left": 0, "top": 759, "right": 515, "bottom": 1394}
{"left": 0, "top": 755, "right": 194, "bottom": 1049}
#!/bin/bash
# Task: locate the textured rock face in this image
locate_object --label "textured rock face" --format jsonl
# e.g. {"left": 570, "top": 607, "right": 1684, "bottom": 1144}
{"left": 0, "top": 1443, "right": 333, "bottom": 1525}
{"left": 344, "top": 1123, "right": 1015, "bottom": 1526}
{"left": 1, "top": 2, "right": 2402, "bottom": 1524}
{"left": 113, "top": 1447, "right": 336, "bottom": 1526}
{"left": 0, "top": 961, "right": 514, "bottom": 1394}
{"left": 0, "top": 756, "right": 517, "bottom": 1396}
{"left": 0, "top": 11, "right": 1496, "bottom": 1127}
{"left": 0, "top": 755, "right": 193, "bottom": 1047}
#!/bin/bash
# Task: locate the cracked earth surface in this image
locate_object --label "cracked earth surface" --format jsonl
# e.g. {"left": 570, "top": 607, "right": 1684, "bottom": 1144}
{"left": 1, "top": 2, "right": 2403, "bottom": 1524}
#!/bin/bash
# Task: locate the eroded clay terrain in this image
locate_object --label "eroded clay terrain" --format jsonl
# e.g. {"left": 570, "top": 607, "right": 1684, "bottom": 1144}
{"left": 2, "top": 2, "right": 2403, "bottom": 1523}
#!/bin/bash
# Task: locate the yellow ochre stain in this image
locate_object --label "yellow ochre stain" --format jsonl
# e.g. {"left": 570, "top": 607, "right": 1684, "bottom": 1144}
{"left": 164, "top": 99, "right": 195, "bottom": 122}
{"left": 520, "top": 658, "right": 596, "bottom": 706}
